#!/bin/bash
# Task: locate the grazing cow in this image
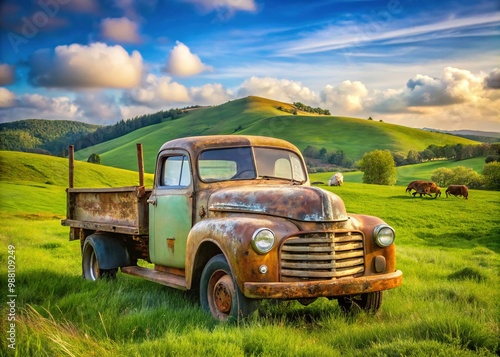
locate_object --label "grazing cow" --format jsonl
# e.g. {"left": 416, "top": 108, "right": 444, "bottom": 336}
{"left": 445, "top": 185, "right": 469, "bottom": 199}
{"left": 413, "top": 184, "right": 441, "bottom": 198}
{"left": 328, "top": 173, "right": 344, "bottom": 186}
{"left": 408, "top": 181, "right": 438, "bottom": 197}
{"left": 406, "top": 180, "right": 432, "bottom": 194}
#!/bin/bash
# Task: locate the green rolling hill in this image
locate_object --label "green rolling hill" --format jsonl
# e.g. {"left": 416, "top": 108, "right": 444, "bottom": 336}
{"left": 0, "top": 119, "right": 100, "bottom": 155}
{"left": 0, "top": 151, "right": 153, "bottom": 188}
{"left": 70, "top": 96, "right": 479, "bottom": 173}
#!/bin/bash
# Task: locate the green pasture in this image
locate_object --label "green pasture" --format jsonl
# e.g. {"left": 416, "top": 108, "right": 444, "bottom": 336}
{"left": 310, "top": 156, "right": 489, "bottom": 185}
{"left": 1, "top": 151, "right": 499, "bottom": 356}
{"left": 74, "top": 97, "right": 477, "bottom": 173}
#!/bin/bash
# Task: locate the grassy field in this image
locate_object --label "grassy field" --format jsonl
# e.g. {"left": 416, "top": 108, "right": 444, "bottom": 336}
{"left": 73, "top": 96, "right": 477, "bottom": 173}
{"left": 1, "top": 152, "right": 499, "bottom": 356}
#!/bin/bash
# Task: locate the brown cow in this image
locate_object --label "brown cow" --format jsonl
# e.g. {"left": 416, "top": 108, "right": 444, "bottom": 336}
{"left": 406, "top": 180, "right": 430, "bottom": 194}
{"left": 445, "top": 185, "right": 469, "bottom": 199}
{"left": 410, "top": 181, "right": 439, "bottom": 198}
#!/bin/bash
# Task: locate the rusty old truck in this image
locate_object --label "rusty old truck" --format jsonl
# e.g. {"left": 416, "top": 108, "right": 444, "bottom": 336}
{"left": 62, "top": 135, "right": 402, "bottom": 320}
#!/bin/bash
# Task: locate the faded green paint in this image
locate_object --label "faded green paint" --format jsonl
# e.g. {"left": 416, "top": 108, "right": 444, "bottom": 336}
{"left": 149, "top": 189, "right": 192, "bottom": 267}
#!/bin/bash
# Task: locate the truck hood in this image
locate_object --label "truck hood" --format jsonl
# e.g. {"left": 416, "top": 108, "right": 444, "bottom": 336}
{"left": 208, "top": 185, "right": 348, "bottom": 222}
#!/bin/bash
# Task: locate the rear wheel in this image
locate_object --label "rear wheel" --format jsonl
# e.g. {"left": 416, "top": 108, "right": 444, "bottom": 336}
{"left": 337, "top": 291, "right": 382, "bottom": 314}
{"left": 82, "top": 240, "right": 117, "bottom": 281}
{"left": 200, "top": 254, "right": 256, "bottom": 321}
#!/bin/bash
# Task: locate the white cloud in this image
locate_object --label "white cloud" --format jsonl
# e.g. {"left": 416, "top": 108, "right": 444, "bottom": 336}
{"left": 280, "top": 13, "right": 500, "bottom": 55}
{"left": 189, "top": 83, "right": 232, "bottom": 105}
{"left": 183, "top": 0, "right": 256, "bottom": 13}
{"left": 165, "top": 41, "right": 213, "bottom": 77}
{"left": 74, "top": 93, "right": 122, "bottom": 122}
{"left": 0, "top": 87, "right": 16, "bottom": 107}
{"left": 0, "top": 93, "right": 78, "bottom": 122}
{"left": 123, "top": 74, "right": 190, "bottom": 108}
{"left": 29, "top": 42, "right": 143, "bottom": 88}
{"left": 101, "top": 17, "right": 142, "bottom": 43}
{"left": 320, "top": 80, "right": 368, "bottom": 112}
{"left": 237, "top": 76, "right": 318, "bottom": 104}
{"left": 0, "top": 65, "right": 15, "bottom": 86}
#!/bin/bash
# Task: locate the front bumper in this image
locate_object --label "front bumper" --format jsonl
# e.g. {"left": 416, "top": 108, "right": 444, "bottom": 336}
{"left": 243, "top": 270, "right": 402, "bottom": 299}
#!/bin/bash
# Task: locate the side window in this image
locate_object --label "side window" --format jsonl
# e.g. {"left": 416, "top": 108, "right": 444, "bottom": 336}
{"left": 161, "top": 155, "right": 191, "bottom": 187}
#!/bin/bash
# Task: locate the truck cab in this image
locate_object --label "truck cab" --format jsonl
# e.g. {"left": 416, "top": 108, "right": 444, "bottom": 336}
{"left": 63, "top": 135, "right": 402, "bottom": 321}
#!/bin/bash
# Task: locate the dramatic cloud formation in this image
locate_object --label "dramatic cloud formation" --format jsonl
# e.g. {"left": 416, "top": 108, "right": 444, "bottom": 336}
{"left": 0, "top": 65, "right": 15, "bottom": 85}
{"left": 28, "top": 43, "right": 143, "bottom": 88}
{"left": 165, "top": 41, "right": 213, "bottom": 77}
{"left": 101, "top": 17, "right": 142, "bottom": 43}
{"left": 123, "top": 74, "right": 190, "bottom": 107}
{"left": 370, "top": 67, "right": 490, "bottom": 113}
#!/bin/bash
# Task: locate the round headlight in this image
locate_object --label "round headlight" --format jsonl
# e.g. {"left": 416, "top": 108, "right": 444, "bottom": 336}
{"left": 373, "top": 224, "right": 395, "bottom": 247}
{"left": 251, "top": 228, "right": 275, "bottom": 254}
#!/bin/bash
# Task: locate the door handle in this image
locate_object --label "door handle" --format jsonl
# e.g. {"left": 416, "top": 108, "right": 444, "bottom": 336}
{"left": 147, "top": 197, "right": 157, "bottom": 206}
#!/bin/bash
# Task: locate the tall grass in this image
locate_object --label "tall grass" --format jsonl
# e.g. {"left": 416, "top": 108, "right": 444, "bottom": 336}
{"left": 1, "top": 153, "right": 499, "bottom": 356}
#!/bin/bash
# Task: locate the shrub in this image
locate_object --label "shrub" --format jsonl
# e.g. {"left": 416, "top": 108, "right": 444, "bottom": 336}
{"left": 431, "top": 168, "right": 453, "bottom": 187}
{"left": 87, "top": 153, "right": 101, "bottom": 164}
{"left": 359, "top": 149, "right": 397, "bottom": 185}
{"left": 432, "top": 166, "right": 483, "bottom": 189}
{"left": 482, "top": 162, "right": 500, "bottom": 190}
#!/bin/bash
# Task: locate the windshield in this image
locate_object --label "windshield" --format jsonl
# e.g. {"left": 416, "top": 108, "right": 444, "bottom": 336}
{"left": 198, "top": 146, "right": 307, "bottom": 183}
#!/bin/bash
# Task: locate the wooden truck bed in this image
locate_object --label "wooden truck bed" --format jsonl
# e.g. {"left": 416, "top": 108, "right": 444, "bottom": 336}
{"left": 62, "top": 186, "right": 151, "bottom": 235}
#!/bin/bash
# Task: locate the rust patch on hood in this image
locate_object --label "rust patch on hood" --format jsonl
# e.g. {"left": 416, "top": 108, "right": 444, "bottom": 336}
{"left": 208, "top": 185, "right": 348, "bottom": 222}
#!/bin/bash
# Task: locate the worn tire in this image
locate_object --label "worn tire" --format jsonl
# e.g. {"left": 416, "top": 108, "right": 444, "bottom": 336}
{"left": 338, "top": 291, "right": 382, "bottom": 314}
{"left": 82, "top": 240, "right": 117, "bottom": 281}
{"left": 200, "top": 254, "right": 256, "bottom": 321}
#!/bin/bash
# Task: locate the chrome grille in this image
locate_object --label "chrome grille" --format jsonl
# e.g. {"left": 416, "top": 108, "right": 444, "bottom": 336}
{"left": 280, "top": 232, "right": 365, "bottom": 281}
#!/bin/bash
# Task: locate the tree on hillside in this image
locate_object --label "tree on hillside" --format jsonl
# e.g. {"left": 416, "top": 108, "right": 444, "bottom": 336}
{"left": 406, "top": 150, "right": 420, "bottom": 164}
{"left": 391, "top": 152, "right": 406, "bottom": 166}
{"left": 359, "top": 150, "right": 397, "bottom": 185}
{"left": 87, "top": 153, "right": 101, "bottom": 164}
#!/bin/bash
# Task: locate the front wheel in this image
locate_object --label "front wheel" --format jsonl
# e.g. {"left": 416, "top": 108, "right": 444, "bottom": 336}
{"left": 200, "top": 254, "right": 256, "bottom": 321}
{"left": 82, "top": 240, "right": 117, "bottom": 281}
{"left": 337, "top": 291, "right": 382, "bottom": 314}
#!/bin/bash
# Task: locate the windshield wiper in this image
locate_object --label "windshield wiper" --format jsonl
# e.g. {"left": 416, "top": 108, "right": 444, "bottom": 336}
{"left": 257, "top": 175, "right": 304, "bottom": 185}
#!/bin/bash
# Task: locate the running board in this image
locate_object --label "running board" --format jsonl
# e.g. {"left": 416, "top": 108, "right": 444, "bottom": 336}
{"left": 121, "top": 266, "right": 188, "bottom": 290}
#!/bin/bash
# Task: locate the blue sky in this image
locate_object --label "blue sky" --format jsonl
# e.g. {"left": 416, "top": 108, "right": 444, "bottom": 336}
{"left": 0, "top": 0, "right": 499, "bottom": 131}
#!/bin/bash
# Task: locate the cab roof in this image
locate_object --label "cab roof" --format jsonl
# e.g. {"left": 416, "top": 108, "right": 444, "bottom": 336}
{"left": 158, "top": 135, "right": 301, "bottom": 155}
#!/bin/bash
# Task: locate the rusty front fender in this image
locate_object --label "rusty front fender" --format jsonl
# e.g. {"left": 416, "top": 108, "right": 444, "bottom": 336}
{"left": 185, "top": 216, "right": 298, "bottom": 291}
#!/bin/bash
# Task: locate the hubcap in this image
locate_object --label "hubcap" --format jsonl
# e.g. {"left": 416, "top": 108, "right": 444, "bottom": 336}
{"left": 213, "top": 275, "right": 233, "bottom": 314}
{"left": 212, "top": 275, "right": 233, "bottom": 314}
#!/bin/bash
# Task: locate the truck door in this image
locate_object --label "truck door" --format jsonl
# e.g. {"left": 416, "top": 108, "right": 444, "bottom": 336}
{"left": 148, "top": 152, "right": 192, "bottom": 267}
